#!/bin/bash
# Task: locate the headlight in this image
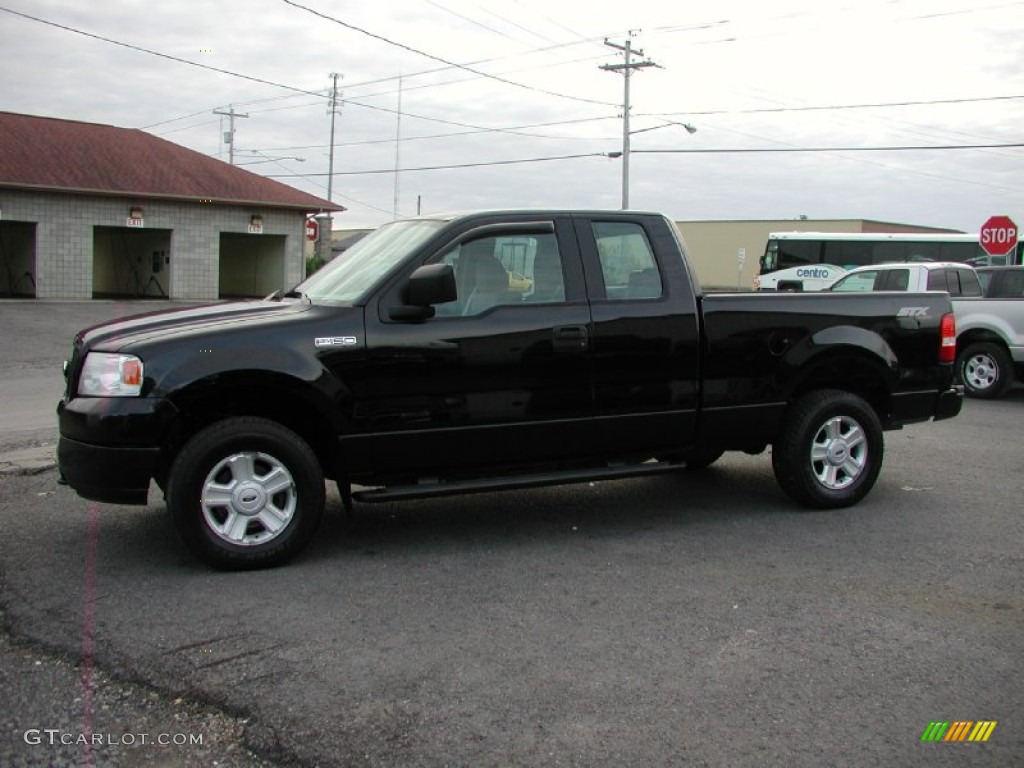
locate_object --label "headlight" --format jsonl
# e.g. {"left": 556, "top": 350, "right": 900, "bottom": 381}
{"left": 78, "top": 353, "right": 144, "bottom": 397}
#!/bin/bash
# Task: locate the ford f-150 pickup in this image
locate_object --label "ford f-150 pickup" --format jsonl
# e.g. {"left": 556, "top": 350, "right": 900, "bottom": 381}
{"left": 955, "top": 265, "right": 1024, "bottom": 398}
{"left": 57, "top": 210, "right": 963, "bottom": 568}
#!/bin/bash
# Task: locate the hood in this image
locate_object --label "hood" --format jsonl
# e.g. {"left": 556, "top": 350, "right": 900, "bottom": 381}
{"left": 77, "top": 299, "right": 316, "bottom": 351}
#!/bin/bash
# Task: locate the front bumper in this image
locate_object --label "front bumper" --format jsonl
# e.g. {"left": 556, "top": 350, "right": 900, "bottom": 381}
{"left": 56, "top": 396, "right": 177, "bottom": 505}
{"left": 57, "top": 436, "right": 158, "bottom": 504}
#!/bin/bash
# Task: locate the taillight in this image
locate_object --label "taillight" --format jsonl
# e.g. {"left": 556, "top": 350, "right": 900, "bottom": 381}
{"left": 939, "top": 313, "right": 956, "bottom": 363}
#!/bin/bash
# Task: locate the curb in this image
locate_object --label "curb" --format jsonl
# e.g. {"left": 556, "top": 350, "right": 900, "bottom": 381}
{"left": 0, "top": 445, "right": 56, "bottom": 476}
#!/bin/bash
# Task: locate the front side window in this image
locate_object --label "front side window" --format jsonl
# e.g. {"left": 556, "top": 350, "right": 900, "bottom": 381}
{"left": 592, "top": 222, "right": 662, "bottom": 300}
{"left": 435, "top": 231, "right": 565, "bottom": 317}
{"left": 830, "top": 270, "right": 879, "bottom": 292}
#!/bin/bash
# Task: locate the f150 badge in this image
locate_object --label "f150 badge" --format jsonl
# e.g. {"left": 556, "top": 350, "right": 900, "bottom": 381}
{"left": 897, "top": 307, "right": 929, "bottom": 318}
{"left": 315, "top": 336, "right": 357, "bottom": 347}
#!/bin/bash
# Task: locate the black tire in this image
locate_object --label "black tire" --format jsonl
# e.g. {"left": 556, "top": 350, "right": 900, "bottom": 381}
{"left": 957, "top": 342, "right": 1012, "bottom": 399}
{"left": 771, "top": 389, "right": 883, "bottom": 509}
{"left": 167, "top": 417, "right": 325, "bottom": 569}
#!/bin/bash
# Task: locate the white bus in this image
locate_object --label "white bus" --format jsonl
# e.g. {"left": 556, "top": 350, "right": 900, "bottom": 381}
{"left": 755, "top": 231, "right": 1012, "bottom": 291}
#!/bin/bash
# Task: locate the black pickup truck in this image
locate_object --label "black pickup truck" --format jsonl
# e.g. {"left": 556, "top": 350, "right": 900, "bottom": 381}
{"left": 57, "top": 211, "right": 963, "bottom": 568}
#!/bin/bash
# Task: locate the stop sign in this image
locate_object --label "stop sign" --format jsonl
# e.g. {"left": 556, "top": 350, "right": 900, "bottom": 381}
{"left": 305, "top": 218, "right": 319, "bottom": 241}
{"left": 979, "top": 215, "right": 1018, "bottom": 256}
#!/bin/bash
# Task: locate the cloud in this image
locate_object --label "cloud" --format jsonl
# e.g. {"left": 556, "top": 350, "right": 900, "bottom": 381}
{"left": 1, "top": 0, "right": 1021, "bottom": 231}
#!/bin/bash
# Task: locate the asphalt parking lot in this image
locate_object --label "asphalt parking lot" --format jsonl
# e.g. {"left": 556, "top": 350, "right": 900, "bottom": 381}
{"left": 1, "top": 300, "right": 1021, "bottom": 767}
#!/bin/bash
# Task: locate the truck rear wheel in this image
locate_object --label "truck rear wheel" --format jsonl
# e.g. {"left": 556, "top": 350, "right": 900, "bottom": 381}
{"left": 167, "top": 417, "right": 325, "bottom": 569}
{"left": 772, "top": 390, "right": 883, "bottom": 509}
{"left": 957, "top": 342, "right": 1012, "bottom": 399}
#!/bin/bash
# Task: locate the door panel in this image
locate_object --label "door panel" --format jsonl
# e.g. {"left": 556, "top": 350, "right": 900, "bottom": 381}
{"left": 341, "top": 217, "right": 595, "bottom": 475}
{"left": 574, "top": 215, "right": 701, "bottom": 457}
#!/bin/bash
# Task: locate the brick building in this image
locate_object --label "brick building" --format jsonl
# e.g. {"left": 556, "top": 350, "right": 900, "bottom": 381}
{"left": 0, "top": 111, "right": 340, "bottom": 300}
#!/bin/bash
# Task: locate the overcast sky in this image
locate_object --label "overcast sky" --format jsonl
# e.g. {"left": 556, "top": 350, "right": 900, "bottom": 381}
{"left": 2, "top": 0, "right": 1022, "bottom": 232}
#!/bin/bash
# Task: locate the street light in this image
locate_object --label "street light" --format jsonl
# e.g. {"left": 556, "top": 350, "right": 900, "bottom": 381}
{"left": 618, "top": 121, "right": 696, "bottom": 210}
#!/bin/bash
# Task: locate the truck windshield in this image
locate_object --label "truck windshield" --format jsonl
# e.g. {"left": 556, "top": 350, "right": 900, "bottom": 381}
{"left": 297, "top": 219, "right": 446, "bottom": 302}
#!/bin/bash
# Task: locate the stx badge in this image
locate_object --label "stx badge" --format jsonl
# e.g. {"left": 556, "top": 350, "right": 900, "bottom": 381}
{"left": 897, "top": 307, "right": 930, "bottom": 318}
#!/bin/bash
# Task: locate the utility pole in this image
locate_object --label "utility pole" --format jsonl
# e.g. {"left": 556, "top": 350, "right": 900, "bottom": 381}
{"left": 213, "top": 105, "right": 249, "bottom": 165}
{"left": 320, "top": 72, "right": 343, "bottom": 265}
{"left": 326, "top": 72, "right": 342, "bottom": 204}
{"left": 600, "top": 33, "right": 658, "bottom": 210}
{"left": 393, "top": 75, "right": 403, "bottom": 219}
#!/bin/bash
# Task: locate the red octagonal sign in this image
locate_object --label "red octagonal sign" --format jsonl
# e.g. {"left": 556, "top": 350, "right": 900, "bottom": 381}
{"left": 979, "top": 215, "right": 1018, "bottom": 256}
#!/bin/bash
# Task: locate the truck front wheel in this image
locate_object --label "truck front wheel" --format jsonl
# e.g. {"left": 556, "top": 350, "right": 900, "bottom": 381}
{"left": 957, "top": 342, "right": 1012, "bottom": 399}
{"left": 772, "top": 390, "right": 883, "bottom": 509}
{"left": 166, "top": 417, "right": 325, "bottom": 569}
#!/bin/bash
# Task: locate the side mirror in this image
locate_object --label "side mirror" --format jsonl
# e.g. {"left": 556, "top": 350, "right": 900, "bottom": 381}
{"left": 388, "top": 263, "right": 457, "bottom": 322}
{"left": 406, "top": 263, "right": 457, "bottom": 305}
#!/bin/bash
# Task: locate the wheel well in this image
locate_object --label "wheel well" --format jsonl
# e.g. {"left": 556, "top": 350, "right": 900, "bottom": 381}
{"left": 788, "top": 354, "right": 891, "bottom": 421}
{"left": 957, "top": 329, "right": 1009, "bottom": 353}
{"left": 156, "top": 384, "right": 341, "bottom": 490}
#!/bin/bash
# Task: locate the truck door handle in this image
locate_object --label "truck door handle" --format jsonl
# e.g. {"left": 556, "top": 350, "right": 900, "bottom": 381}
{"left": 553, "top": 325, "right": 589, "bottom": 352}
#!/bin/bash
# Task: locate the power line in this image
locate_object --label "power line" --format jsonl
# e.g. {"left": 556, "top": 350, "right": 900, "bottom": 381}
{"left": 633, "top": 142, "right": 1024, "bottom": 154}
{"left": 0, "top": 5, "right": 323, "bottom": 98}
{"left": 341, "top": 97, "right": 584, "bottom": 137}
{"left": 647, "top": 94, "right": 1024, "bottom": 118}
{"left": 279, "top": 0, "right": 614, "bottom": 107}
{"left": 249, "top": 115, "right": 619, "bottom": 152}
{"left": 265, "top": 151, "right": 616, "bottom": 176}
{"left": 140, "top": 46, "right": 607, "bottom": 134}
{"left": 338, "top": 52, "right": 612, "bottom": 103}
{"left": 424, "top": 0, "right": 526, "bottom": 43}
{"left": 262, "top": 141, "right": 1024, "bottom": 179}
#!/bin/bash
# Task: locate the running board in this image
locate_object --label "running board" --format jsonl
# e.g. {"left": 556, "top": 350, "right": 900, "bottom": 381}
{"left": 352, "top": 461, "right": 685, "bottom": 503}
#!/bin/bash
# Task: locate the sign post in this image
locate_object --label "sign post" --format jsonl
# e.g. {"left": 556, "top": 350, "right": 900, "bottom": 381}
{"left": 979, "top": 215, "right": 1018, "bottom": 262}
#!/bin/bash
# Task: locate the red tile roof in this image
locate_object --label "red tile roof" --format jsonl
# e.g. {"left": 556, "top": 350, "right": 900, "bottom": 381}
{"left": 0, "top": 111, "right": 342, "bottom": 212}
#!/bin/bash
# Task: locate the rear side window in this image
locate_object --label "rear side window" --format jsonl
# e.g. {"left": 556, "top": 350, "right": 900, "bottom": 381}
{"left": 592, "top": 222, "right": 662, "bottom": 300}
{"left": 956, "top": 269, "right": 982, "bottom": 297}
{"left": 926, "top": 269, "right": 948, "bottom": 292}
{"left": 877, "top": 269, "right": 909, "bottom": 290}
